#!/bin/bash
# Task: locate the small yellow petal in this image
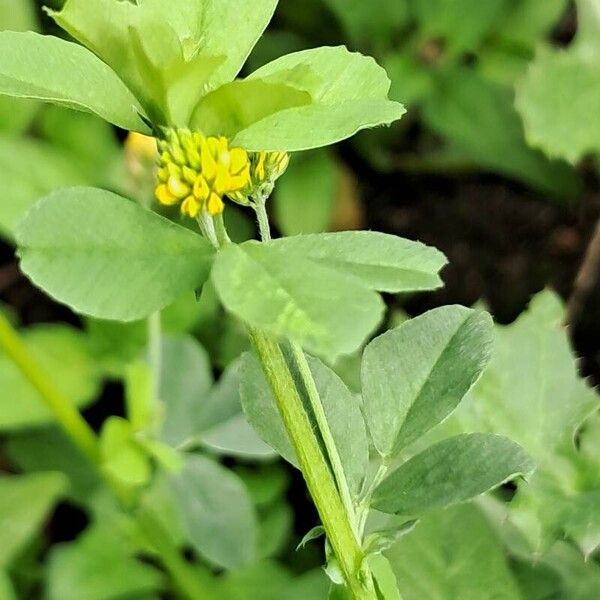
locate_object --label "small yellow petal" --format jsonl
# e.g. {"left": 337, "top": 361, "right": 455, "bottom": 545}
{"left": 182, "top": 165, "right": 198, "bottom": 185}
{"left": 155, "top": 184, "right": 178, "bottom": 206}
{"left": 181, "top": 195, "right": 201, "bottom": 218}
{"left": 207, "top": 193, "right": 224, "bottom": 215}
{"left": 193, "top": 176, "right": 210, "bottom": 202}
{"left": 168, "top": 175, "right": 190, "bottom": 199}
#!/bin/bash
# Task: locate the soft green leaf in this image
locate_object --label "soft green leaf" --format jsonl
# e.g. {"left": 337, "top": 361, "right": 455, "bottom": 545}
{"left": 0, "top": 0, "right": 38, "bottom": 32}
{"left": 264, "top": 231, "right": 447, "bottom": 293}
{"left": 495, "top": 0, "right": 568, "bottom": 49}
{"left": 239, "top": 351, "right": 297, "bottom": 466}
{"left": 455, "top": 291, "right": 599, "bottom": 464}
{"left": 232, "top": 46, "right": 405, "bottom": 151}
{"left": 449, "top": 291, "right": 600, "bottom": 556}
{"left": 190, "top": 78, "right": 311, "bottom": 138}
{"left": 517, "top": 51, "right": 600, "bottom": 164}
{"left": 372, "top": 433, "right": 534, "bottom": 515}
{"left": 324, "top": 0, "right": 409, "bottom": 45}
{"left": 47, "top": 523, "right": 164, "bottom": 600}
{"left": 50, "top": 0, "right": 277, "bottom": 125}
{"left": 212, "top": 241, "right": 384, "bottom": 357}
{"left": 0, "top": 31, "right": 147, "bottom": 131}
{"left": 6, "top": 427, "right": 100, "bottom": 503}
{"left": 386, "top": 504, "right": 522, "bottom": 600}
{"left": 0, "top": 136, "right": 86, "bottom": 240}
{"left": 0, "top": 0, "right": 40, "bottom": 134}
{"left": 410, "top": 0, "right": 508, "bottom": 54}
{"left": 240, "top": 350, "right": 369, "bottom": 496}
{"left": 17, "top": 187, "right": 215, "bottom": 321}
{"left": 0, "top": 472, "right": 67, "bottom": 568}
{"left": 99, "top": 417, "right": 151, "bottom": 487}
{"left": 0, "top": 572, "right": 17, "bottom": 600}
{"left": 367, "top": 554, "right": 401, "bottom": 600}
{"left": 0, "top": 324, "right": 101, "bottom": 430}
{"left": 172, "top": 454, "right": 257, "bottom": 569}
{"left": 274, "top": 150, "right": 337, "bottom": 236}
{"left": 297, "top": 526, "right": 325, "bottom": 550}
{"left": 563, "top": 490, "right": 600, "bottom": 559}
{"left": 362, "top": 306, "right": 493, "bottom": 457}
{"left": 159, "top": 335, "right": 213, "bottom": 447}
{"left": 258, "top": 501, "right": 293, "bottom": 559}
{"left": 422, "top": 67, "right": 580, "bottom": 198}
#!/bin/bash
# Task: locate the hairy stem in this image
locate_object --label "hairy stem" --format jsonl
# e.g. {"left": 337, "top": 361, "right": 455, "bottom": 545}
{"left": 254, "top": 200, "right": 272, "bottom": 242}
{"left": 288, "top": 341, "right": 359, "bottom": 537}
{"left": 250, "top": 329, "right": 375, "bottom": 599}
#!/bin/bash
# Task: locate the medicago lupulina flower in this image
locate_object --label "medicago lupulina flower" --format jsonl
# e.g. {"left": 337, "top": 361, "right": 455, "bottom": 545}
{"left": 155, "top": 129, "right": 289, "bottom": 218}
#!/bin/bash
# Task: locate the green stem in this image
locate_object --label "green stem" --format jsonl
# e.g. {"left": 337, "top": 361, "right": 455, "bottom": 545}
{"left": 213, "top": 212, "right": 231, "bottom": 247}
{"left": 254, "top": 200, "right": 272, "bottom": 242}
{"left": 0, "top": 311, "right": 99, "bottom": 464}
{"left": 288, "top": 341, "right": 359, "bottom": 537}
{"left": 250, "top": 329, "right": 375, "bottom": 599}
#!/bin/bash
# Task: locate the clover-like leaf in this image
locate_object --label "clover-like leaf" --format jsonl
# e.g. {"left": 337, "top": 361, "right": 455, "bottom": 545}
{"left": 16, "top": 187, "right": 215, "bottom": 321}
{"left": 372, "top": 433, "right": 534, "bottom": 516}
{"left": 211, "top": 241, "right": 384, "bottom": 358}
{"left": 362, "top": 306, "right": 493, "bottom": 457}
{"left": 516, "top": 0, "right": 600, "bottom": 163}
{"left": 222, "top": 46, "right": 405, "bottom": 151}
{"left": 0, "top": 31, "right": 148, "bottom": 132}
{"left": 49, "top": 0, "right": 278, "bottom": 126}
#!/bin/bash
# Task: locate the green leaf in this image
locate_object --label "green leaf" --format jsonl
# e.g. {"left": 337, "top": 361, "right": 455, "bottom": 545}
{"left": 422, "top": 67, "right": 580, "bottom": 198}
{"left": 263, "top": 231, "right": 447, "bottom": 293}
{"left": 172, "top": 454, "right": 257, "bottom": 569}
{"left": 372, "top": 433, "right": 534, "bottom": 515}
{"left": 0, "top": 136, "right": 86, "bottom": 240}
{"left": 362, "top": 306, "right": 493, "bottom": 457}
{"left": 274, "top": 150, "right": 337, "bottom": 236}
{"left": 0, "top": 31, "right": 148, "bottom": 132}
{"left": 159, "top": 335, "right": 213, "bottom": 448}
{"left": 0, "top": 572, "right": 17, "bottom": 600}
{"left": 212, "top": 241, "right": 384, "bottom": 357}
{"left": 324, "top": 0, "right": 409, "bottom": 45}
{"left": 6, "top": 427, "right": 100, "bottom": 503}
{"left": 495, "top": 0, "right": 568, "bottom": 49}
{"left": 563, "top": 490, "right": 600, "bottom": 559}
{"left": 0, "top": 0, "right": 38, "bottom": 32}
{"left": 0, "top": 472, "right": 67, "bottom": 568}
{"left": 233, "top": 46, "right": 405, "bottom": 151}
{"left": 517, "top": 51, "right": 600, "bottom": 164}
{"left": 449, "top": 291, "right": 600, "bottom": 556}
{"left": 0, "top": 0, "right": 40, "bottom": 134}
{"left": 386, "top": 504, "right": 522, "bottom": 600}
{"left": 515, "top": 0, "right": 600, "bottom": 163}
{"left": 99, "top": 417, "right": 151, "bottom": 488}
{"left": 17, "top": 187, "right": 215, "bottom": 321}
{"left": 49, "top": 0, "right": 277, "bottom": 126}
{"left": 367, "top": 554, "right": 401, "bottom": 600}
{"left": 47, "top": 523, "right": 164, "bottom": 600}
{"left": 410, "top": 0, "right": 508, "bottom": 54}
{"left": 239, "top": 351, "right": 297, "bottom": 466}
{"left": 455, "top": 291, "right": 599, "bottom": 464}
{"left": 240, "top": 351, "right": 369, "bottom": 496}
{"left": 0, "top": 324, "right": 101, "bottom": 431}
{"left": 190, "top": 78, "right": 311, "bottom": 138}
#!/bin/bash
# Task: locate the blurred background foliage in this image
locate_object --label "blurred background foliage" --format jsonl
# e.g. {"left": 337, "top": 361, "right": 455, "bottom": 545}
{"left": 0, "top": 0, "right": 599, "bottom": 599}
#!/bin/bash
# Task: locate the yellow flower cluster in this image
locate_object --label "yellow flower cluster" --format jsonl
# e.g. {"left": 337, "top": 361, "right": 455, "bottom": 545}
{"left": 155, "top": 129, "right": 290, "bottom": 218}
{"left": 155, "top": 130, "right": 251, "bottom": 217}
{"left": 229, "top": 151, "right": 290, "bottom": 205}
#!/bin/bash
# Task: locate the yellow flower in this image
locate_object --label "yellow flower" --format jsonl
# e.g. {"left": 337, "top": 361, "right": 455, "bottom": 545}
{"left": 155, "top": 129, "right": 251, "bottom": 218}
